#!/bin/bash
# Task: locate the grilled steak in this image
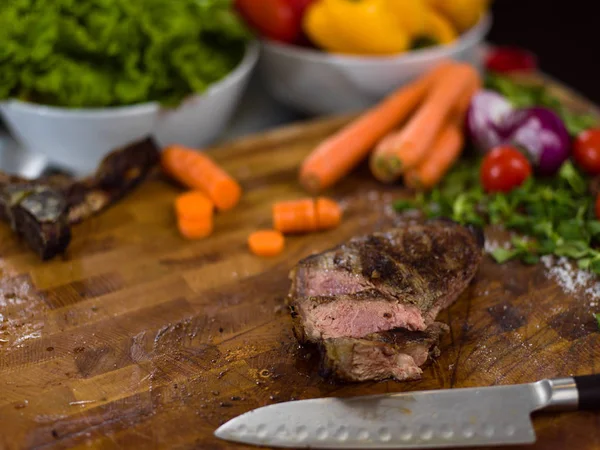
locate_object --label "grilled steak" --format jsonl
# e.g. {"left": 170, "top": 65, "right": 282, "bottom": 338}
{"left": 0, "top": 137, "right": 160, "bottom": 260}
{"left": 320, "top": 322, "right": 448, "bottom": 382}
{"left": 288, "top": 220, "right": 483, "bottom": 343}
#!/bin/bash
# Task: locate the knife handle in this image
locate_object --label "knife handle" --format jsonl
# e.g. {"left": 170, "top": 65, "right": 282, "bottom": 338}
{"left": 574, "top": 374, "right": 600, "bottom": 410}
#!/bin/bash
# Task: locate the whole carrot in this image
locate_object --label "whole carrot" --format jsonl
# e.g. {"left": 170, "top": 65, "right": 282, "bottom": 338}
{"left": 403, "top": 124, "right": 464, "bottom": 190}
{"left": 162, "top": 145, "right": 242, "bottom": 211}
{"left": 370, "top": 63, "right": 480, "bottom": 183}
{"left": 403, "top": 73, "right": 481, "bottom": 190}
{"left": 299, "top": 62, "right": 454, "bottom": 193}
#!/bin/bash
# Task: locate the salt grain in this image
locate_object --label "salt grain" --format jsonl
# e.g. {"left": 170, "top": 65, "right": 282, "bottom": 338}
{"left": 542, "top": 255, "right": 600, "bottom": 308}
{"left": 547, "top": 257, "right": 593, "bottom": 295}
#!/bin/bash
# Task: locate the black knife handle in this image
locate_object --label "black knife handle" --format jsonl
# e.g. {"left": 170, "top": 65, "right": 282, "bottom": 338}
{"left": 574, "top": 374, "right": 600, "bottom": 410}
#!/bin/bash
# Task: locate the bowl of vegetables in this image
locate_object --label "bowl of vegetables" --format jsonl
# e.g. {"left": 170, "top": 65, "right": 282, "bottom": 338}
{"left": 236, "top": 0, "right": 491, "bottom": 115}
{"left": 0, "top": 0, "right": 257, "bottom": 174}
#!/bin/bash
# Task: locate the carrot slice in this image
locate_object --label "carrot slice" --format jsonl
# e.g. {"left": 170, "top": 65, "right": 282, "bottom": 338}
{"left": 162, "top": 145, "right": 242, "bottom": 211}
{"left": 316, "top": 197, "right": 342, "bottom": 230}
{"left": 299, "top": 62, "right": 454, "bottom": 193}
{"left": 370, "top": 63, "right": 480, "bottom": 182}
{"left": 404, "top": 124, "right": 464, "bottom": 190}
{"left": 177, "top": 216, "right": 213, "bottom": 240}
{"left": 175, "top": 191, "right": 214, "bottom": 221}
{"left": 248, "top": 230, "right": 285, "bottom": 257}
{"left": 273, "top": 199, "right": 318, "bottom": 234}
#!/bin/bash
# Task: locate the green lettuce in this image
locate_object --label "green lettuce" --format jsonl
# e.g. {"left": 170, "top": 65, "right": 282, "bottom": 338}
{"left": 0, "top": 0, "right": 251, "bottom": 107}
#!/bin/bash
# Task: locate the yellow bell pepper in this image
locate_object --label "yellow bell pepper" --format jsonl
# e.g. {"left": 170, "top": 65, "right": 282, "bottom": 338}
{"left": 386, "top": 0, "right": 457, "bottom": 47}
{"left": 303, "top": 0, "right": 411, "bottom": 56}
{"left": 383, "top": 0, "right": 430, "bottom": 37}
{"left": 424, "top": 9, "right": 458, "bottom": 45}
{"left": 426, "top": 0, "right": 489, "bottom": 32}
{"left": 303, "top": 1, "right": 355, "bottom": 54}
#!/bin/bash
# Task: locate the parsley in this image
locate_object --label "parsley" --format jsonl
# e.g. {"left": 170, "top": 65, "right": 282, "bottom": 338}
{"left": 596, "top": 313, "right": 600, "bottom": 331}
{"left": 485, "top": 74, "right": 599, "bottom": 136}
{"left": 394, "top": 160, "right": 600, "bottom": 275}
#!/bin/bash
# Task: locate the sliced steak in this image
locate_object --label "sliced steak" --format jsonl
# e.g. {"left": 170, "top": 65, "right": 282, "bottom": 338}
{"left": 288, "top": 220, "right": 483, "bottom": 342}
{"left": 320, "top": 322, "right": 449, "bottom": 382}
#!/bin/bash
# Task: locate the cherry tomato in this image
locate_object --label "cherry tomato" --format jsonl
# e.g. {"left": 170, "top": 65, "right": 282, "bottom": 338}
{"left": 485, "top": 47, "right": 538, "bottom": 73}
{"left": 235, "top": 0, "right": 298, "bottom": 43}
{"left": 480, "top": 146, "right": 533, "bottom": 193}
{"left": 573, "top": 129, "right": 600, "bottom": 175}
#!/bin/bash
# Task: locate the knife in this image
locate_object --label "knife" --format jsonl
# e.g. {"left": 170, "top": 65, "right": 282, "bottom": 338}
{"left": 215, "top": 374, "right": 600, "bottom": 448}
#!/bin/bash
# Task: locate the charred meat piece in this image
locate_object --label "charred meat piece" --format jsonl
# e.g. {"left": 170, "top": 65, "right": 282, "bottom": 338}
{"left": 65, "top": 137, "right": 161, "bottom": 224}
{"left": 0, "top": 185, "right": 71, "bottom": 260}
{"left": 320, "top": 322, "right": 448, "bottom": 382}
{"left": 0, "top": 137, "right": 160, "bottom": 260}
{"left": 288, "top": 220, "right": 483, "bottom": 343}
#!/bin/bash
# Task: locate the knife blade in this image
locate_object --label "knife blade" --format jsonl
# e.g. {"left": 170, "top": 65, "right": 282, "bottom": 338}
{"left": 215, "top": 374, "right": 600, "bottom": 448}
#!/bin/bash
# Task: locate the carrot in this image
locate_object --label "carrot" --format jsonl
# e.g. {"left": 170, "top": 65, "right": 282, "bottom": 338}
{"left": 403, "top": 124, "right": 464, "bottom": 190}
{"left": 452, "top": 74, "right": 481, "bottom": 125}
{"left": 248, "top": 230, "right": 285, "bottom": 257}
{"left": 273, "top": 199, "right": 318, "bottom": 234}
{"left": 162, "top": 145, "right": 241, "bottom": 211}
{"left": 370, "top": 63, "right": 480, "bottom": 182}
{"left": 316, "top": 197, "right": 342, "bottom": 230}
{"left": 402, "top": 74, "right": 481, "bottom": 190}
{"left": 175, "top": 191, "right": 214, "bottom": 221}
{"left": 177, "top": 216, "right": 213, "bottom": 240}
{"left": 299, "top": 61, "right": 455, "bottom": 193}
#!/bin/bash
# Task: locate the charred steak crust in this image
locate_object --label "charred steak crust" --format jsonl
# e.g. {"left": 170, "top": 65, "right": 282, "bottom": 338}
{"left": 288, "top": 220, "right": 483, "bottom": 343}
{"left": 0, "top": 137, "right": 160, "bottom": 260}
{"left": 319, "top": 322, "right": 449, "bottom": 382}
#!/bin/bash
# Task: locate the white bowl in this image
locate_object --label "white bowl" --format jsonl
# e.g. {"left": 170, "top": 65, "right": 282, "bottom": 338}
{"left": 258, "top": 15, "right": 491, "bottom": 115}
{"left": 0, "top": 41, "right": 259, "bottom": 175}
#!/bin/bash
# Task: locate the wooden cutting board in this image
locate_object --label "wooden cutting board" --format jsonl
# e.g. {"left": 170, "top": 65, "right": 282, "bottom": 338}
{"left": 1, "top": 76, "right": 600, "bottom": 450}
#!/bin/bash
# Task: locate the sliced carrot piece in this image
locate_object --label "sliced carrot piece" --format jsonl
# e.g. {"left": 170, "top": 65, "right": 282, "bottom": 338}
{"left": 273, "top": 199, "right": 318, "bottom": 234}
{"left": 162, "top": 145, "right": 242, "bottom": 211}
{"left": 248, "top": 230, "right": 285, "bottom": 257}
{"left": 177, "top": 216, "right": 213, "bottom": 240}
{"left": 175, "top": 191, "right": 214, "bottom": 221}
{"left": 316, "top": 197, "right": 342, "bottom": 230}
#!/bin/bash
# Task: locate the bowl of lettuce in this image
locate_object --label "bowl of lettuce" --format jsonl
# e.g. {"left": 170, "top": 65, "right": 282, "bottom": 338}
{"left": 0, "top": 0, "right": 257, "bottom": 174}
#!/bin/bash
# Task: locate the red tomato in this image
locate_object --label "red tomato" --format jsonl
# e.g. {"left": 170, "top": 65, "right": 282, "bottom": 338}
{"left": 235, "top": 0, "right": 298, "bottom": 43}
{"left": 485, "top": 47, "right": 538, "bottom": 73}
{"left": 573, "top": 129, "right": 600, "bottom": 175}
{"left": 596, "top": 195, "right": 600, "bottom": 220}
{"left": 480, "top": 146, "right": 533, "bottom": 193}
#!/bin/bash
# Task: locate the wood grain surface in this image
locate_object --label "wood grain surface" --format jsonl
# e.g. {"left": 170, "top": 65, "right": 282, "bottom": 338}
{"left": 1, "top": 77, "right": 600, "bottom": 450}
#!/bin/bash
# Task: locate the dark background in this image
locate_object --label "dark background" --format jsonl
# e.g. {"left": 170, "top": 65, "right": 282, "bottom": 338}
{"left": 488, "top": 0, "right": 598, "bottom": 102}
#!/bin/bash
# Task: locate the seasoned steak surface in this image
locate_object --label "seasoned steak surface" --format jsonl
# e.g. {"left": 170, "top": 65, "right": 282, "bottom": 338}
{"left": 289, "top": 220, "right": 483, "bottom": 342}
{"left": 320, "top": 322, "right": 449, "bottom": 382}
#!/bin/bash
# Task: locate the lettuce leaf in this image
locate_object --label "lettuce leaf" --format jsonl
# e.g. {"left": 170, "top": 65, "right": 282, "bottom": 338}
{"left": 0, "top": 0, "right": 251, "bottom": 107}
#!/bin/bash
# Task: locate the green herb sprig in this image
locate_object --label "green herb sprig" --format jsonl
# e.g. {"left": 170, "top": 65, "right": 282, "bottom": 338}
{"left": 394, "top": 160, "right": 600, "bottom": 274}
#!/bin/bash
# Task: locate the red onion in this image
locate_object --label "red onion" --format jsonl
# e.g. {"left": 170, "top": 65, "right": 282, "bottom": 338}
{"left": 505, "top": 107, "right": 571, "bottom": 175}
{"left": 466, "top": 90, "right": 515, "bottom": 152}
